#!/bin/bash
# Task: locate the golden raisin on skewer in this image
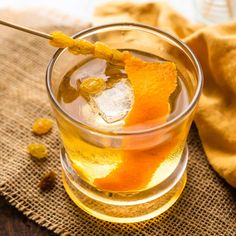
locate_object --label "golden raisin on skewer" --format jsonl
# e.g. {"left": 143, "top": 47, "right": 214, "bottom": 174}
{"left": 69, "top": 40, "right": 95, "bottom": 55}
{"left": 50, "top": 31, "right": 125, "bottom": 65}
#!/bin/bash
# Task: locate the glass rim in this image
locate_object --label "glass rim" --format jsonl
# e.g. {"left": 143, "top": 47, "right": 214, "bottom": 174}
{"left": 46, "top": 22, "right": 203, "bottom": 136}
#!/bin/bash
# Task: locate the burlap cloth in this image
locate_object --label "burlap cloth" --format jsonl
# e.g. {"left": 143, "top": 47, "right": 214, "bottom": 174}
{"left": 0, "top": 8, "right": 235, "bottom": 236}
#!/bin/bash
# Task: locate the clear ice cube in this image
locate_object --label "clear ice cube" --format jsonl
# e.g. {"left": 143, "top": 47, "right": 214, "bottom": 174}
{"left": 75, "top": 59, "right": 107, "bottom": 81}
{"left": 89, "top": 79, "right": 134, "bottom": 123}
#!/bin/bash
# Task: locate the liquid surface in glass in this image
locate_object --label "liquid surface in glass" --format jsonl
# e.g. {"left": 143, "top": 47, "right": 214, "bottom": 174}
{"left": 57, "top": 50, "right": 190, "bottom": 192}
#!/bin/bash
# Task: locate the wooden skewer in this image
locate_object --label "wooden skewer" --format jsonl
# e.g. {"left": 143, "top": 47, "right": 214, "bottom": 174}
{"left": 0, "top": 19, "right": 53, "bottom": 40}
{"left": 0, "top": 18, "right": 125, "bottom": 65}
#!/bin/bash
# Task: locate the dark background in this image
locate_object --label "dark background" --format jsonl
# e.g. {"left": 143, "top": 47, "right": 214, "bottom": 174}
{"left": 0, "top": 196, "right": 55, "bottom": 236}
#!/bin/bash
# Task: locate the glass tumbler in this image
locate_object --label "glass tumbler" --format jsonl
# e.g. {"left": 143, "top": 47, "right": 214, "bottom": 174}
{"left": 46, "top": 23, "right": 203, "bottom": 223}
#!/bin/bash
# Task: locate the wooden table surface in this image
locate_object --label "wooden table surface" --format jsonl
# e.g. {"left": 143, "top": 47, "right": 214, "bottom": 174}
{"left": 0, "top": 196, "right": 56, "bottom": 236}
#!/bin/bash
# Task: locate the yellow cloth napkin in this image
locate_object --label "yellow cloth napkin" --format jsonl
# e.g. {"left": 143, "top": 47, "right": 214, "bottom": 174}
{"left": 93, "top": 2, "right": 236, "bottom": 188}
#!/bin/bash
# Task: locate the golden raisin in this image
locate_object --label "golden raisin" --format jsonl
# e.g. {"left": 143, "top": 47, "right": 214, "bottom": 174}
{"left": 32, "top": 118, "right": 52, "bottom": 135}
{"left": 39, "top": 171, "right": 56, "bottom": 191}
{"left": 50, "top": 31, "right": 74, "bottom": 48}
{"left": 27, "top": 143, "right": 48, "bottom": 159}
{"left": 50, "top": 31, "right": 126, "bottom": 66}
{"left": 94, "top": 42, "right": 114, "bottom": 61}
{"left": 94, "top": 42, "right": 124, "bottom": 65}
{"left": 80, "top": 77, "right": 106, "bottom": 95}
{"left": 110, "top": 48, "right": 125, "bottom": 65}
{"left": 68, "top": 39, "right": 95, "bottom": 55}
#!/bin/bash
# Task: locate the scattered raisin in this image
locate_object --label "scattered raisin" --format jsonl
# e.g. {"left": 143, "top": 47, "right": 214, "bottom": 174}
{"left": 39, "top": 171, "right": 56, "bottom": 191}
{"left": 32, "top": 118, "right": 52, "bottom": 135}
{"left": 80, "top": 77, "right": 106, "bottom": 95}
{"left": 27, "top": 143, "right": 48, "bottom": 159}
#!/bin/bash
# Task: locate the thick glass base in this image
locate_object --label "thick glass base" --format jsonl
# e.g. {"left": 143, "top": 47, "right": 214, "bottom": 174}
{"left": 61, "top": 147, "right": 188, "bottom": 223}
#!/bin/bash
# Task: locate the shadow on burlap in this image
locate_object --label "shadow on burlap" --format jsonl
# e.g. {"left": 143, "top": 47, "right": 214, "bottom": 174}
{"left": 0, "top": 10, "right": 235, "bottom": 236}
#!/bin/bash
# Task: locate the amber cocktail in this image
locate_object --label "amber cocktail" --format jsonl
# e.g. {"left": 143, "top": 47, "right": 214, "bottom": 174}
{"left": 46, "top": 23, "right": 203, "bottom": 223}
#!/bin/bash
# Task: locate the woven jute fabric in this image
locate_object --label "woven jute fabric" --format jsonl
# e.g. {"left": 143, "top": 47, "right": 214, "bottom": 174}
{"left": 0, "top": 10, "right": 235, "bottom": 236}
